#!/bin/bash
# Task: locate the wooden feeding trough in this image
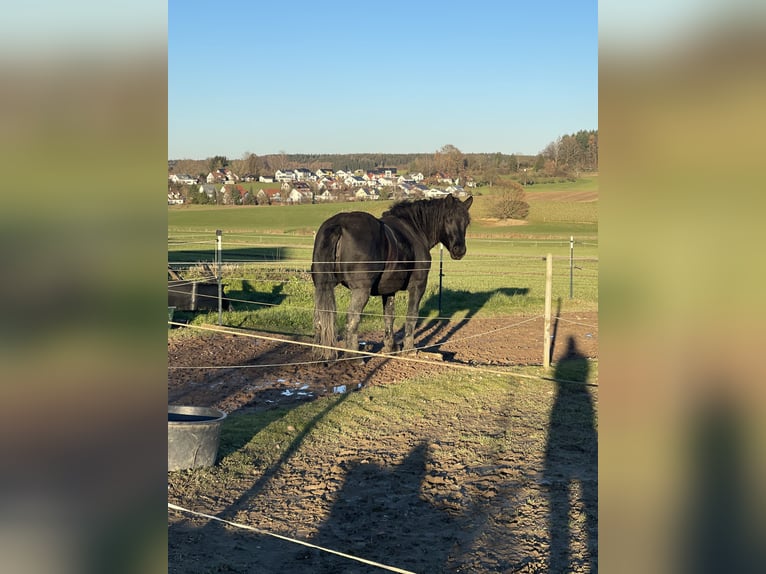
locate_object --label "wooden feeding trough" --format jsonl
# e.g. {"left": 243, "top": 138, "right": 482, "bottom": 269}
{"left": 168, "top": 266, "right": 226, "bottom": 311}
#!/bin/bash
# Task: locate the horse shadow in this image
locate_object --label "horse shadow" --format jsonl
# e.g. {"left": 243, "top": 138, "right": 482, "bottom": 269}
{"left": 543, "top": 336, "right": 598, "bottom": 572}
{"left": 414, "top": 287, "right": 529, "bottom": 354}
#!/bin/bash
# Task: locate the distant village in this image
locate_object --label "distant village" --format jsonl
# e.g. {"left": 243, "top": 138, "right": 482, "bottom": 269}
{"left": 168, "top": 166, "right": 473, "bottom": 205}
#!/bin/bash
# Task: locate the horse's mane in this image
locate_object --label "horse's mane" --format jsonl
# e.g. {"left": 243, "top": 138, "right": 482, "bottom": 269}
{"left": 384, "top": 197, "right": 445, "bottom": 221}
{"left": 382, "top": 197, "right": 466, "bottom": 248}
{"left": 382, "top": 196, "right": 469, "bottom": 233}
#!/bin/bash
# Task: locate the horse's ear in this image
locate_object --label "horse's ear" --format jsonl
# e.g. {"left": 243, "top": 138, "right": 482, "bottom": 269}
{"left": 463, "top": 196, "right": 473, "bottom": 209}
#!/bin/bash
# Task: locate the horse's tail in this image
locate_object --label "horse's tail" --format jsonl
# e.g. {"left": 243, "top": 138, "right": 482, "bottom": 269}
{"left": 311, "top": 221, "right": 341, "bottom": 360}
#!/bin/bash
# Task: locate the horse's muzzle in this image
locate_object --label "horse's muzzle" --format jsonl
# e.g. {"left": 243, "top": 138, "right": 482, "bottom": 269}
{"left": 450, "top": 245, "right": 466, "bottom": 260}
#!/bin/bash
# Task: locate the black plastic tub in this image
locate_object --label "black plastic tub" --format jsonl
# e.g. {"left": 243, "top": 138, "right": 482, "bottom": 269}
{"left": 168, "top": 406, "right": 227, "bottom": 471}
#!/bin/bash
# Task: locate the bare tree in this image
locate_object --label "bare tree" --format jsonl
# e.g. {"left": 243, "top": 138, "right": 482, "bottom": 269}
{"left": 434, "top": 144, "right": 465, "bottom": 182}
{"left": 267, "top": 151, "right": 289, "bottom": 173}
{"left": 242, "top": 152, "right": 259, "bottom": 176}
{"left": 558, "top": 136, "right": 580, "bottom": 169}
{"left": 492, "top": 182, "right": 529, "bottom": 220}
{"left": 542, "top": 138, "right": 561, "bottom": 166}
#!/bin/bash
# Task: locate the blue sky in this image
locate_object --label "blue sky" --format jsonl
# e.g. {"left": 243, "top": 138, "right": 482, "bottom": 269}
{"left": 169, "top": 1, "right": 597, "bottom": 159}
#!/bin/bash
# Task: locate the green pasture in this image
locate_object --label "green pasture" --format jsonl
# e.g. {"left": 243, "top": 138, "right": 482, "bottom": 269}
{"left": 168, "top": 179, "right": 597, "bottom": 336}
{"left": 526, "top": 175, "right": 599, "bottom": 193}
{"left": 491, "top": 173, "right": 599, "bottom": 192}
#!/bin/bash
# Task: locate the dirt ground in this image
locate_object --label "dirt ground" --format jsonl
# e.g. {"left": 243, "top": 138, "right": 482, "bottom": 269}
{"left": 168, "top": 312, "right": 598, "bottom": 573}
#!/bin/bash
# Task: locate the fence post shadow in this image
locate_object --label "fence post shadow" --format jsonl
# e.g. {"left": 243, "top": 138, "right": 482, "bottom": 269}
{"left": 543, "top": 335, "right": 598, "bottom": 572}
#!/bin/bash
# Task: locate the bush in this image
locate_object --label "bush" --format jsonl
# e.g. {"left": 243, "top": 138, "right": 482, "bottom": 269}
{"left": 492, "top": 182, "right": 529, "bottom": 220}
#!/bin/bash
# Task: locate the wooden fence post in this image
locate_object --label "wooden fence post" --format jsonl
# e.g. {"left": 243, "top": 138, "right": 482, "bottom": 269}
{"left": 569, "top": 235, "right": 574, "bottom": 299}
{"left": 438, "top": 243, "right": 444, "bottom": 316}
{"left": 216, "top": 229, "right": 222, "bottom": 326}
{"left": 543, "top": 253, "right": 553, "bottom": 369}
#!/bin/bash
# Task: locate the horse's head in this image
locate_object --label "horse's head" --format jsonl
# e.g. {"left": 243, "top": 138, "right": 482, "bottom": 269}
{"left": 440, "top": 195, "right": 473, "bottom": 260}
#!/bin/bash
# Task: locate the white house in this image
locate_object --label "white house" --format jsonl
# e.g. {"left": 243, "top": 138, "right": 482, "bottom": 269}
{"left": 206, "top": 169, "right": 238, "bottom": 183}
{"left": 345, "top": 175, "right": 365, "bottom": 187}
{"left": 319, "top": 177, "right": 342, "bottom": 191}
{"left": 285, "top": 188, "right": 304, "bottom": 204}
{"left": 169, "top": 174, "right": 197, "bottom": 185}
{"left": 275, "top": 169, "right": 295, "bottom": 182}
{"left": 167, "top": 191, "right": 184, "bottom": 204}
{"left": 294, "top": 168, "right": 315, "bottom": 181}
{"left": 291, "top": 184, "right": 313, "bottom": 202}
{"left": 256, "top": 188, "right": 282, "bottom": 204}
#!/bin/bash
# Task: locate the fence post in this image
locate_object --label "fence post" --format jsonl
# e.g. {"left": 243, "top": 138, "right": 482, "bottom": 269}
{"left": 438, "top": 243, "right": 444, "bottom": 316}
{"left": 216, "top": 229, "right": 222, "bottom": 326}
{"left": 543, "top": 253, "right": 553, "bottom": 369}
{"left": 569, "top": 235, "right": 574, "bottom": 299}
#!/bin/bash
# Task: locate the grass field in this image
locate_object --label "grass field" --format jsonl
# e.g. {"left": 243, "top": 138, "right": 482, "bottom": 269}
{"left": 168, "top": 177, "right": 598, "bottom": 334}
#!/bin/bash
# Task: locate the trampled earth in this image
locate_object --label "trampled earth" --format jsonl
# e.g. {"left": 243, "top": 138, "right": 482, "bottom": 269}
{"left": 168, "top": 312, "right": 598, "bottom": 573}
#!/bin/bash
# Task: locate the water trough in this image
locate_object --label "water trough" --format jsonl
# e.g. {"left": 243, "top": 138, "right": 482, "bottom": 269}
{"left": 168, "top": 405, "right": 227, "bottom": 471}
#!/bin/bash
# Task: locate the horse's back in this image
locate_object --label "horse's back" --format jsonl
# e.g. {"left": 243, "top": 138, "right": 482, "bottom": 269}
{"left": 315, "top": 211, "right": 383, "bottom": 260}
{"left": 324, "top": 211, "right": 380, "bottom": 236}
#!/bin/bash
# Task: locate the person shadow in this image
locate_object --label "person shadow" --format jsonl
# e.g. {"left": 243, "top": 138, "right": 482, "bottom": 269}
{"left": 303, "top": 441, "right": 456, "bottom": 573}
{"left": 543, "top": 336, "right": 598, "bottom": 572}
{"left": 679, "top": 386, "right": 763, "bottom": 574}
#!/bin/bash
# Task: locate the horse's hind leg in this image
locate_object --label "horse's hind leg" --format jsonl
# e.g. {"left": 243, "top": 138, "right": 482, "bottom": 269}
{"left": 381, "top": 294, "right": 396, "bottom": 353}
{"left": 403, "top": 284, "right": 425, "bottom": 353}
{"left": 344, "top": 287, "right": 370, "bottom": 356}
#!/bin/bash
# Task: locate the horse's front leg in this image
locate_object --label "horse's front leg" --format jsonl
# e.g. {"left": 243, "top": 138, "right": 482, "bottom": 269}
{"left": 403, "top": 284, "right": 425, "bottom": 353}
{"left": 344, "top": 287, "right": 370, "bottom": 356}
{"left": 381, "top": 294, "right": 396, "bottom": 353}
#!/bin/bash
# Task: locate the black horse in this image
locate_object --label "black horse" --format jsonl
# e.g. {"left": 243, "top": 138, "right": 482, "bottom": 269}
{"left": 311, "top": 194, "right": 473, "bottom": 360}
